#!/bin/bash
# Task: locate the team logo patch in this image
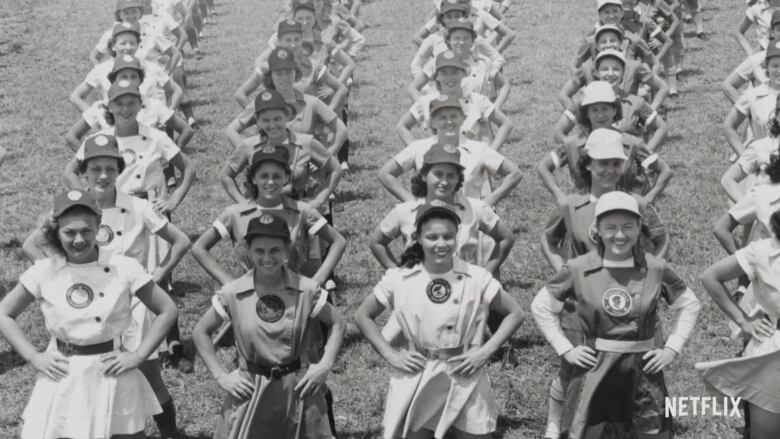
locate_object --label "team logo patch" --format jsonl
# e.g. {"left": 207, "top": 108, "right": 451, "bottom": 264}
{"left": 444, "top": 51, "right": 455, "bottom": 59}
{"left": 776, "top": 41, "right": 780, "bottom": 49}
{"left": 602, "top": 288, "right": 632, "bottom": 317}
{"left": 261, "top": 91, "right": 273, "bottom": 101}
{"left": 442, "top": 144, "right": 457, "bottom": 153}
{"left": 438, "top": 94, "right": 450, "bottom": 102}
{"left": 121, "top": 149, "right": 137, "bottom": 165}
{"left": 261, "top": 145, "right": 277, "bottom": 154}
{"left": 117, "top": 79, "right": 131, "bottom": 88}
{"left": 286, "top": 18, "right": 297, "bottom": 25}
{"left": 94, "top": 135, "right": 109, "bottom": 146}
{"left": 66, "top": 283, "right": 94, "bottom": 309}
{"left": 429, "top": 199, "right": 447, "bottom": 207}
{"left": 278, "top": 50, "right": 289, "bottom": 59}
{"left": 426, "top": 278, "right": 452, "bottom": 304}
{"left": 256, "top": 294, "right": 285, "bottom": 322}
{"left": 588, "top": 221, "right": 599, "bottom": 244}
{"left": 95, "top": 224, "right": 115, "bottom": 246}
{"left": 67, "top": 190, "right": 82, "bottom": 201}
{"left": 122, "top": 54, "right": 134, "bottom": 63}
{"left": 122, "top": 22, "right": 132, "bottom": 28}
{"left": 259, "top": 214, "right": 275, "bottom": 224}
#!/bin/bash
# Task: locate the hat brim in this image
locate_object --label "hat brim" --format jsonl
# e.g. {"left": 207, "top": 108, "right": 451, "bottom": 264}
{"left": 53, "top": 201, "right": 102, "bottom": 218}
{"left": 414, "top": 206, "right": 461, "bottom": 227}
{"left": 425, "top": 158, "right": 464, "bottom": 168}
{"left": 595, "top": 207, "right": 641, "bottom": 219}
{"left": 430, "top": 104, "right": 464, "bottom": 115}
{"left": 109, "top": 90, "right": 141, "bottom": 101}
{"left": 244, "top": 230, "right": 291, "bottom": 241}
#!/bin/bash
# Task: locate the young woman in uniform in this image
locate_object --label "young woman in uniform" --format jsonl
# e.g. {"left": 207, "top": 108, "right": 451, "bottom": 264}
{"left": 538, "top": 82, "right": 672, "bottom": 204}
{"left": 722, "top": 10, "right": 780, "bottom": 105}
{"left": 0, "top": 189, "right": 179, "bottom": 439}
{"left": 735, "top": 0, "right": 780, "bottom": 57}
{"left": 23, "top": 134, "right": 191, "bottom": 437}
{"left": 369, "top": 142, "right": 514, "bottom": 274}
{"left": 355, "top": 203, "right": 526, "bottom": 439}
{"left": 413, "top": 0, "right": 516, "bottom": 53}
{"left": 698, "top": 208, "right": 780, "bottom": 439}
{"left": 192, "top": 213, "right": 346, "bottom": 438}
{"left": 397, "top": 51, "right": 513, "bottom": 150}
{"left": 532, "top": 191, "right": 700, "bottom": 439}
{"left": 408, "top": 18, "right": 510, "bottom": 109}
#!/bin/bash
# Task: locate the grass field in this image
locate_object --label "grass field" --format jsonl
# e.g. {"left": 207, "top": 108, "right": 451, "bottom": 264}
{"left": 0, "top": 0, "right": 761, "bottom": 437}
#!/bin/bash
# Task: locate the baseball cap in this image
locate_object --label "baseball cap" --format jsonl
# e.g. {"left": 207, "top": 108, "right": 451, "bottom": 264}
{"left": 435, "top": 50, "right": 468, "bottom": 72}
{"left": 581, "top": 81, "right": 617, "bottom": 106}
{"left": 423, "top": 142, "right": 464, "bottom": 167}
{"left": 53, "top": 189, "right": 102, "bottom": 218}
{"left": 248, "top": 145, "right": 292, "bottom": 175}
{"left": 767, "top": 40, "right": 780, "bottom": 63}
{"left": 278, "top": 18, "right": 303, "bottom": 36}
{"left": 446, "top": 18, "right": 476, "bottom": 37}
{"left": 585, "top": 128, "right": 627, "bottom": 160}
{"left": 292, "top": 0, "right": 316, "bottom": 13}
{"left": 244, "top": 214, "right": 291, "bottom": 241}
{"left": 81, "top": 134, "right": 123, "bottom": 162}
{"left": 595, "top": 48, "right": 626, "bottom": 66}
{"left": 254, "top": 90, "right": 295, "bottom": 116}
{"left": 772, "top": 10, "right": 780, "bottom": 28}
{"left": 108, "top": 54, "right": 143, "bottom": 82}
{"left": 111, "top": 21, "right": 141, "bottom": 39}
{"left": 595, "top": 24, "right": 623, "bottom": 42}
{"left": 108, "top": 79, "right": 141, "bottom": 101}
{"left": 597, "top": 0, "right": 622, "bottom": 10}
{"left": 267, "top": 47, "right": 298, "bottom": 72}
{"left": 414, "top": 200, "right": 461, "bottom": 227}
{"left": 116, "top": 0, "right": 144, "bottom": 11}
{"left": 440, "top": 0, "right": 469, "bottom": 15}
{"left": 594, "top": 191, "right": 641, "bottom": 219}
{"left": 429, "top": 94, "right": 463, "bottom": 116}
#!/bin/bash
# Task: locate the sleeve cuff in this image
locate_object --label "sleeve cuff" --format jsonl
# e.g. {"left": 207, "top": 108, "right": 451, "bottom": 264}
{"left": 550, "top": 151, "right": 561, "bottom": 169}
{"left": 564, "top": 109, "right": 577, "bottom": 123}
{"left": 213, "top": 220, "right": 230, "bottom": 240}
{"left": 641, "top": 153, "right": 659, "bottom": 169}
{"left": 309, "top": 216, "right": 327, "bottom": 235}
{"left": 664, "top": 335, "right": 684, "bottom": 353}
{"left": 645, "top": 111, "right": 657, "bottom": 126}
{"left": 212, "top": 294, "right": 229, "bottom": 321}
{"left": 552, "top": 336, "right": 575, "bottom": 357}
{"left": 311, "top": 289, "right": 329, "bottom": 318}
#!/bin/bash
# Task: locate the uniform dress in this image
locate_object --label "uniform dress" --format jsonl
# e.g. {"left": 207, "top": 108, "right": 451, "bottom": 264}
{"left": 734, "top": 83, "right": 780, "bottom": 142}
{"left": 410, "top": 31, "right": 502, "bottom": 79}
{"left": 541, "top": 251, "right": 690, "bottom": 439}
{"left": 18, "top": 251, "right": 160, "bottom": 439}
{"left": 374, "top": 259, "right": 501, "bottom": 438}
{"left": 408, "top": 91, "right": 496, "bottom": 142}
{"left": 211, "top": 268, "right": 332, "bottom": 439}
{"left": 734, "top": 51, "right": 769, "bottom": 87}
{"left": 696, "top": 237, "right": 780, "bottom": 414}
{"left": 745, "top": 1, "right": 779, "bottom": 50}
{"left": 94, "top": 19, "right": 175, "bottom": 70}
{"left": 737, "top": 136, "right": 779, "bottom": 188}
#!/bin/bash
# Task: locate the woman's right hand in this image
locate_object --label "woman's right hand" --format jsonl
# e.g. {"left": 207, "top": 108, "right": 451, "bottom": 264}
{"left": 739, "top": 315, "right": 776, "bottom": 342}
{"left": 30, "top": 350, "right": 69, "bottom": 381}
{"left": 216, "top": 369, "right": 255, "bottom": 400}
{"left": 562, "top": 345, "right": 597, "bottom": 369}
{"left": 386, "top": 349, "right": 426, "bottom": 373}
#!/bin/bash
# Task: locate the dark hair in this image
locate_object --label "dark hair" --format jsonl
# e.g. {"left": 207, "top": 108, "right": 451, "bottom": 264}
{"left": 398, "top": 211, "right": 459, "bottom": 268}
{"left": 114, "top": 6, "right": 143, "bottom": 22}
{"left": 102, "top": 97, "right": 144, "bottom": 126}
{"left": 39, "top": 207, "right": 102, "bottom": 257}
{"left": 576, "top": 101, "right": 622, "bottom": 132}
{"left": 771, "top": 210, "right": 780, "bottom": 240}
{"left": 410, "top": 163, "right": 465, "bottom": 197}
{"left": 109, "top": 67, "right": 146, "bottom": 84}
{"left": 262, "top": 69, "right": 303, "bottom": 91}
{"left": 243, "top": 160, "right": 292, "bottom": 200}
{"left": 107, "top": 33, "right": 142, "bottom": 58}
{"left": 766, "top": 155, "right": 780, "bottom": 184}
{"left": 78, "top": 156, "right": 126, "bottom": 175}
{"left": 768, "top": 109, "right": 780, "bottom": 138}
{"left": 576, "top": 153, "right": 628, "bottom": 190}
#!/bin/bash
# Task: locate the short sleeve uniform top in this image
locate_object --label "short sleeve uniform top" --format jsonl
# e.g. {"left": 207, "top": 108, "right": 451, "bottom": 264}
{"left": 409, "top": 92, "right": 495, "bottom": 141}
{"left": 95, "top": 191, "right": 168, "bottom": 264}
{"left": 84, "top": 58, "right": 170, "bottom": 103}
{"left": 735, "top": 83, "right": 780, "bottom": 141}
{"left": 735, "top": 238, "right": 780, "bottom": 318}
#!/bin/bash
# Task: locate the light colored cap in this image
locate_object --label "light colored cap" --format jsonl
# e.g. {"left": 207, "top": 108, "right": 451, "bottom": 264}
{"left": 585, "top": 128, "right": 627, "bottom": 160}
{"left": 581, "top": 81, "right": 617, "bottom": 106}
{"left": 595, "top": 48, "right": 626, "bottom": 66}
{"left": 594, "top": 191, "right": 641, "bottom": 219}
{"left": 597, "top": 0, "right": 622, "bottom": 10}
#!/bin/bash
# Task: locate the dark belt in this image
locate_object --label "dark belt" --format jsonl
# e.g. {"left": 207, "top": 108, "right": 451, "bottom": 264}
{"left": 245, "top": 358, "right": 301, "bottom": 379}
{"left": 417, "top": 346, "right": 465, "bottom": 361}
{"left": 56, "top": 338, "right": 116, "bottom": 356}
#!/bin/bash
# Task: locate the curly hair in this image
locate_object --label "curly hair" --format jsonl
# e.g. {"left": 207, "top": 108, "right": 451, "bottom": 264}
{"left": 102, "top": 97, "right": 144, "bottom": 126}
{"left": 410, "top": 163, "right": 465, "bottom": 198}
{"left": 771, "top": 210, "right": 780, "bottom": 241}
{"left": 243, "top": 160, "right": 292, "bottom": 201}
{"left": 107, "top": 33, "right": 143, "bottom": 58}
{"left": 36, "top": 207, "right": 102, "bottom": 257}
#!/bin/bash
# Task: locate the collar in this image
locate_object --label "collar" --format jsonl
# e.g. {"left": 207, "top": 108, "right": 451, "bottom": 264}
{"left": 603, "top": 258, "right": 634, "bottom": 268}
{"left": 770, "top": 238, "right": 780, "bottom": 257}
{"left": 52, "top": 247, "right": 113, "bottom": 271}
{"left": 236, "top": 267, "right": 303, "bottom": 295}
{"left": 400, "top": 258, "right": 471, "bottom": 278}
{"left": 572, "top": 193, "right": 597, "bottom": 210}
{"left": 752, "top": 83, "right": 772, "bottom": 98}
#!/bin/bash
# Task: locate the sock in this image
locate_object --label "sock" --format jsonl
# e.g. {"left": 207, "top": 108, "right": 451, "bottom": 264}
{"left": 545, "top": 377, "right": 565, "bottom": 437}
{"left": 692, "top": 11, "right": 704, "bottom": 34}
{"left": 153, "top": 399, "right": 178, "bottom": 437}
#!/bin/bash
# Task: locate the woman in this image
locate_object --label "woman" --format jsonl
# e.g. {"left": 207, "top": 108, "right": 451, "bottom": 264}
{"left": 66, "top": 54, "right": 193, "bottom": 152}
{"left": 222, "top": 90, "right": 343, "bottom": 206}
{"left": 408, "top": 18, "right": 510, "bottom": 109}
{"left": 721, "top": 10, "right": 780, "bottom": 104}
{"left": 698, "top": 209, "right": 780, "bottom": 439}
{"left": 192, "top": 213, "right": 346, "bottom": 438}
{"left": 539, "top": 82, "right": 672, "bottom": 203}
{"left": 0, "top": 189, "right": 178, "bottom": 439}
{"left": 369, "top": 142, "right": 514, "bottom": 274}
{"left": 735, "top": 0, "right": 780, "bottom": 57}
{"left": 226, "top": 47, "right": 347, "bottom": 165}
{"left": 532, "top": 191, "right": 700, "bottom": 439}
{"left": 355, "top": 203, "right": 526, "bottom": 439}
{"left": 724, "top": 41, "right": 780, "bottom": 156}
{"left": 397, "top": 50, "right": 513, "bottom": 149}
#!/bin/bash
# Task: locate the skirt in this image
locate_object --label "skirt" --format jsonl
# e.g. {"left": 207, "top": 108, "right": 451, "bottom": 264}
{"left": 21, "top": 349, "right": 161, "bottom": 439}
{"left": 696, "top": 329, "right": 780, "bottom": 413}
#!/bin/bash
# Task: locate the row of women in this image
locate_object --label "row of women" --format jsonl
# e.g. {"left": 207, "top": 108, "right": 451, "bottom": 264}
{"left": 2, "top": 1, "right": 780, "bottom": 439}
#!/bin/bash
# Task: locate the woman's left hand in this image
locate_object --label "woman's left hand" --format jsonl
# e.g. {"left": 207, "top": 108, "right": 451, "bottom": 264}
{"left": 448, "top": 346, "right": 491, "bottom": 377}
{"left": 295, "top": 361, "right": 331, "bottom": 399}
{"left": 152, "top": 198, "right": 177, "bottom": 216}
{"left": 100, "top": 351, "right": 143, "bottom": 376}
{"left": 642, "top": 348, "right": 677, "bottom": 374}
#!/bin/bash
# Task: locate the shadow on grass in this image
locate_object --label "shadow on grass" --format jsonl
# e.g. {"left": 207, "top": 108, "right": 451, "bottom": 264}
{"left": 189, "top": 97, "right": 218, "bottom": 108}
{"left": 678, "top": 67, "right": 703, "bottom": 78}
{"left": 0, "top": 349, "right": 26, "bottom": 374}
{"left": 344, "top": 161, "right": 379, "bottom": 172}
{"left": 172, "top": 280, "right": 205, "bottom": 298}
{"left": 495, "top": 414, "right": 543, "bottom": 436}
{"left": 335, "top": 189, "right": 375, "bottom": 203}
{"left": 337, "top": 429, "right": 383, "bottom": 438}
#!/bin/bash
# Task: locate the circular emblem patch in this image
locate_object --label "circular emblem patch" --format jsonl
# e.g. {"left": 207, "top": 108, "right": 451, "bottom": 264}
{"left": 117, "top": 79, "right": 131, "bottom": 88}
{"left": 261, "top": 91, "right": 273, "bottom": 101}
{"left": 122, "top": 54, "right": 134, "bottom": 63}
{"left": 602, "top": 288, "right": 632, "bottom": 317}
{"left": 94, "top": 135, "right": 109, "bottom": 146}
{"left": 261, "top": 145, "right": 277, "bottom": 154}
{"left": 67, "top": 190, "right": 82, "bottom": 201}
{"left": 259, "top": 214, "right": 274, "bottom": 224}
{"left": 256, "top": 295, "right": 285, "bottom": 322}
{"left": 438, "top": 94, "right": 449, "bottom": 102}
{"left": 429, "top": 199, "right": 447, "bottom": 207}
{"left": 278, "top": 50, "right": 288, "bottom": 59}
{"left": 121, "top": 149, "right": 137, "bottom": 165}
{"left": 286, "top": 18, "right": 297, "bottom": 25}
{"left": 444, "top": 51, "right": 455, "bottom": 59}
{"left": 122, "top": 22, "right": 132, "bottom": 28}
{"left": 95, "top": 224, "right": 115, "bottom": 246}
{"left": 426, "top": 278, "right": 452, "bottom": 304}
{"left": 66, "top": 283, "right": 94, "bottom": 309}
{"left": 443, "top": 144, "right": 457, "bottom": 153}
{"left": 588, "top": 221, "right": 599, "bottom": 244}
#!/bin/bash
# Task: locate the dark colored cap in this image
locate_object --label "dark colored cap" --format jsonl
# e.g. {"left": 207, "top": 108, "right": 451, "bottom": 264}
{"left": 53, "top": 189, "right": 102, "bottom": 218}
{"left": 767, "top": 40, "right": 780, "bottom": 62}
{"left": 249, "top": 145, "right": 292, "bottom": 174}
{"left": 435, "top": 50, "right": 468, "bottom": 72}
{"left": 112, "top": 21, "right": 141, "bottom": 38}
{"left": 116, "top": 0, "right": 144, "bottom": 11}
{"left": 108, "top": 79, "right": 141, "bottom": 101}
{"left": 429, "top": 94, "right": 463, "bottom": 115}
{"left": 414, "top": 200, "right": 461, "bottom": 227}
{"left": 423, "top": 142, "right": 463, "bottom": 167}
{"left": 245, "top": 214, "right": 291, "bottom": 241}
{"left": 292, "top": 0, "right": 316, "bottom": 13}
{"left": 254, "top": 89, "right": 295, "bottom": 116}
{"left": 446, "top": 18, "right": 476, "bottom": 36}
{"left": 278, "top": 18, "right": 303, "bottom": 36}
{"left": 108, "top": 54, "right": 143, "bottom": 82}
{"left": 82, "top": 134, "right": 123, "bottom": 163}
{"left": 595, "top": 24, "right": 623, "bottom": 42}
{"left": 772, "top": 10, "right": 780, "bottom": 27}
{"left": 440, "top": 0, "right": 469, "bottom": 15}
{"left": 267, "top": 47, "right": 298, "bottom": 72}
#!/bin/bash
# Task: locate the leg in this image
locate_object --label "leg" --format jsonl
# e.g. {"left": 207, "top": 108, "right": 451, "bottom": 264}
{"left": 747, "top": 403, "right": 780, "bottom": 439}
{"left": 172, "top": 67, "right": 196, "bottom": 125}
{"left": 138, "top": 359, "right": 179, "bottom": 438}
{"left": 338, "top": 105, "right": 350, "bottom": 168}
{"left": 544, "top": 376, "right": 565, "bottom": 439}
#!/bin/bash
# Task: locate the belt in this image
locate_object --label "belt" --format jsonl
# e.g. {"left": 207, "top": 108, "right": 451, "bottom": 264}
{"left": 594, "top": 337, "right": 655, "bottom": 353}
{"left": 245, "top": 359, "right": 302, "bottom": 379}
{"left": 56, "top": 338, "right": 117, "bottom": 356}
{"left": 417, "top": 346, "right": 465, "bottom": 361}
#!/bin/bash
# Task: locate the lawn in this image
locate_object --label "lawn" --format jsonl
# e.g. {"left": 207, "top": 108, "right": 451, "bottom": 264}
{"left": 0, "top": 0, "right": 755, "bottom": 437}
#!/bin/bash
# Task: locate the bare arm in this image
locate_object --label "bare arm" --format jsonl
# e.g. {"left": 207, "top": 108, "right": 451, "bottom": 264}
{"left": 368, "top": 228, "right": 399, "bottom": 269}
{"left": 483, "top": 159, "right": 523, "bottom": 207}
{"left": 722, "top": 71, "right": 749, "bottom": 105}
{"left": 486, "top": 108, "right": 513, "bottom": 151}
{"left": 721, "top": 163, "right": 749, "bottom": 203}
{"left": 723, "top": 108, "right": 748, "bottom": 155}
{"left": 191, "top": 227, "right": 234, "bottom": 286}
{"left": 151, "top": 223, "right": 192, "bottom": 284}
{"left": 713, "top": 213, "right": 740, "bottom": 255}
{"left": 69, "top": 82, "right": 95, "bottom": 113}
{"left": 395, "top": 112, "right": 418, "bottom": 146}
{"left": 378, "top": 160, "right": 415, "bottom": 203}
{"left": 235, "top": 71, "right": 263, "bottom": 109}
{"left": 482, "top": 221, "right": 514, "bottom": 276}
